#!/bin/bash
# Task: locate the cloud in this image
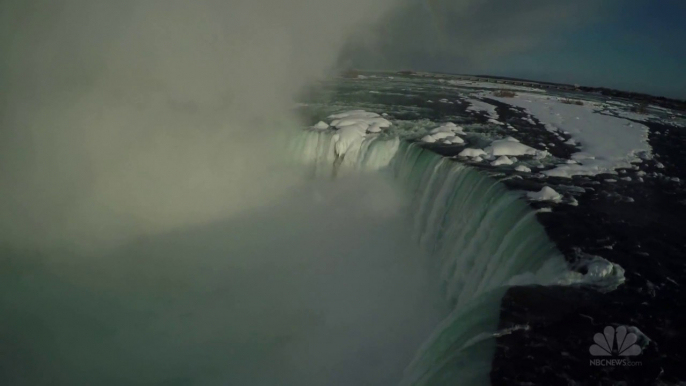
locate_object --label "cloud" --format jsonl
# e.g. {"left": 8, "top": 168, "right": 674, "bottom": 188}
{"left": 344, "top": 0, "right": 612, "bottom": 73}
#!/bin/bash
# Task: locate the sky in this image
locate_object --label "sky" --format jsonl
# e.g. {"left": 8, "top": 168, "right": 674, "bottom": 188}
{"left": 347, "top": 0, "right": 686, "bottom": 100}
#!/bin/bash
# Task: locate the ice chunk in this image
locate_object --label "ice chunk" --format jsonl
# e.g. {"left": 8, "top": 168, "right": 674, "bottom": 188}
{"left": 458, "top": 148, "right": 487, "bottom": 158}
{"left": 421, "top": 135, "right": 437, "bottom": 143}
{"left": 332, "top": 126, "right": 366, "bottom": 156}
{"left": 312, "top": 121, "right": 329, "bottom": 130}
{"left": 328, "top": 110, "right": 380, "bottom": 120}
{"left": 328, "top": 110, "right": 392, "bottom": 134}
{"left": 485, "top": 139, "right": 546, "bottom": 158}
{"left": 430, "top": 131, "right": 453, "bottom": 140}
{"left": 515, "top": 165, "right": 532, "bottom": 173}
{"left": 430, "top": 123, "right": 466, "bottom": 135}
{"left": 491, "top": 156, "right": 514, "bottom": 166}
{"left": 527, "top": 186, "right": 563, "bottom": 202}
{"left": 327, "top": 110, "right": 393, "bottom": 156}
{"left": 445, "top": 136, "right": 464, "bottom": 144}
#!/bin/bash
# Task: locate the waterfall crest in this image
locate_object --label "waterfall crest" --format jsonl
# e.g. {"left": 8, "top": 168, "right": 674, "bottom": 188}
{"left": 293, "top": 130, "right": 571, "bottom": 385}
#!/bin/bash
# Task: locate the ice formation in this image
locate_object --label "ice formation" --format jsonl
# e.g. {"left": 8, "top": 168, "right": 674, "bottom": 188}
{"left": 491, "top": 93, "right": 651, "bottom": 177}
{"left": 526, "top": 186, "right": 563, "bottom": 202}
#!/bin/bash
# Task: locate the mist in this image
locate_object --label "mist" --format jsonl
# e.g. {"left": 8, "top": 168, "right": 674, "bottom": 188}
{"left": 0, "top": 0, "right": 397, "bottom": 248}
{"left": 1, "top": 175, "right": 447, "bottom": 385}
{"left": 0, "top": 1, "right": 451, "bottom": 385}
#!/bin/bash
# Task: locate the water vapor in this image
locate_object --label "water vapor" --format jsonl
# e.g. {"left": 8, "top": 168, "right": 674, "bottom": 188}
{"left": 0, "top": 1, "right": 453, "bottom": 385}
{"left": 0, "top": 0, "right": 396, "bottom": 248}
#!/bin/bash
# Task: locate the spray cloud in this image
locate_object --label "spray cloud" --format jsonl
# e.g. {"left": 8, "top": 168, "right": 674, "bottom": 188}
{"left": 0, "top": 2, "right": 454, "bottom": 385}
{"left": 0, "top": 0, "right": 398, "bottom": 248}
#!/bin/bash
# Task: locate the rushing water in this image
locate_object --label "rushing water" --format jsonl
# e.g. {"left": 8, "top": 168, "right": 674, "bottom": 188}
{"left": 292, "top": 129, "right": 573, "bottom": 385}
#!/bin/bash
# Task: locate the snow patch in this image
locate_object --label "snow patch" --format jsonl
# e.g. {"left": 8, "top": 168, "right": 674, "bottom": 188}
{"left": 430, "top": 122, "right": 466, "bottom": 135}
{"left": 527, "top": 186, "right": 562, "bottom": 203}
{"left": 444, "top": 136, "right": 464, "bottom": 144}
{"left": 465, "top": 98, "right": 499, "bottom": 119}
{"left": 458, "top": 148, "right": 487, "bottom": 158}
{"left": 491, "top": 156, "right": 514, "bottom": 166}
{"left": 312, "top": 121, "right": 329, "bottom": 130}
{"left": 484, "top": 139, "right": 548, "bottom": 158}
{"left": 491, "top": 94, "right": 651, "bottom": 178}
{"left": 327, "top": 110, "right": 392, "bottom": 156}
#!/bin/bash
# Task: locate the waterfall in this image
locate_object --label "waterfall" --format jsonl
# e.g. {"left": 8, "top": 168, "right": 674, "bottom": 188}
{"left": 392, "top": 142, "right": 565, "bottom": 305}
{"left": 291, "top": 130, "right": 401, "bottom": 176}
{"left": 292, "top": 129, "right": 572, "bottom": 385}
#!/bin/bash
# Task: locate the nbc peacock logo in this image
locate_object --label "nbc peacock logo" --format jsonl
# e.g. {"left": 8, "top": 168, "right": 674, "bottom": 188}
{"left": 589, "top": 326, "right": 643, "bottom": 367}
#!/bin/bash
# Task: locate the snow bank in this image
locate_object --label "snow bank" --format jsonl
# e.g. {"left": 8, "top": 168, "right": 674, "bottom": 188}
{"left": 327, "top": 110, "right": 392, "bottom": 156}
{"left": 329, "top": 110, "right": 392, "bottom": 132}
{"left": 465, "top": 98, "right": 499, "bottom": 119}
{"left": 527, "top": 186, "right": 562, "bottom": 202}
{"left": 491, "top": 94, "right": 651, "bottom": 178}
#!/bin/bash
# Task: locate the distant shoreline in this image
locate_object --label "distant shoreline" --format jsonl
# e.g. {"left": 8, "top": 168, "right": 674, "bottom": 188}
{"left": 351, "top": 69, "right": 686, "bottom": 110}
